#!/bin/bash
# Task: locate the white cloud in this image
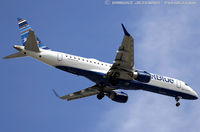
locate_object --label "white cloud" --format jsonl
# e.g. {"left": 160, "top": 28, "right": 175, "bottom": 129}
{"left": 95, "top": 6, "right": 200, "bottom": 132}
{"left": 97, "top": 93, "right": 200, "bottom": 132}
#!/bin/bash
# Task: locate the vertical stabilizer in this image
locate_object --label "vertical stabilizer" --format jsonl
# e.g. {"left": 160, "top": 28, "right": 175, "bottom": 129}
{"left": 17, "top": 18, "right": 50, "bottom": 50}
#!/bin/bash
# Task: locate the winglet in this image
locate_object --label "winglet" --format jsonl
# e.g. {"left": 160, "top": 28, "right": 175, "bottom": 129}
{"left": 52, "top": 89, "right": 60, "bottom": 98}
{"left": 121, "top": 24, "right": 130, "bottom": 36}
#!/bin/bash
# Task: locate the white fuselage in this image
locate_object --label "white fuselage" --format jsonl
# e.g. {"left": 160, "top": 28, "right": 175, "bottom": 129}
{"left": 18, "top": 45, "right": 198, "bottom": 100}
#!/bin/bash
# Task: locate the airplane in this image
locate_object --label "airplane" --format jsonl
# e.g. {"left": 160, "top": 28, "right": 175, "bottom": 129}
{"left": 3, "top": 18, "right": 198, "bottom": 107}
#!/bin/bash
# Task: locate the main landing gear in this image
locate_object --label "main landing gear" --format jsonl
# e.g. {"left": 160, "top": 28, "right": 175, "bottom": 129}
{"left": 97, "top": 92, "right": 105, "bottom": 100}
{"left": 175, "top": 96, "right": 181, "bottom": 107}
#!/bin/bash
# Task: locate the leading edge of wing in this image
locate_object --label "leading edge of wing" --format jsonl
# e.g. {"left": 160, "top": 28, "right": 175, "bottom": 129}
{"left": 52, "top": 85, "right": 100, "bottom": 101}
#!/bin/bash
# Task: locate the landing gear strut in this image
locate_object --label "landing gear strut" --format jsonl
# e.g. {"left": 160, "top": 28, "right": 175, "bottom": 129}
{"left": 175, "top": 97, "right": 181, "bottom": 107}
{"left": 97, "top": 93, "right": 105, "bottom": 100}
{"left": 109, "top": 72, "right": 120, "bottom": 86}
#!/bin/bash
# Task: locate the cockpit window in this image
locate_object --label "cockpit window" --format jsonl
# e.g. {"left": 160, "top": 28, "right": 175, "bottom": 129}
{"left": 185, "top": 83, "right": 188, "bottom": 86}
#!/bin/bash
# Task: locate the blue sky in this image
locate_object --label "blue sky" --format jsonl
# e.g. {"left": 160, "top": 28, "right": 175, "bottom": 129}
{"left": 1, "top": 0, "right": 200, "bottom": 132}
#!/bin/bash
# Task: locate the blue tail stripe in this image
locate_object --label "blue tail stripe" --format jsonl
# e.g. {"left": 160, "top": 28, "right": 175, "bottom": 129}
{"left": 19, "top": 21, "right": 28, "bottom": 28}
{"left": 20, "top": 26, "right": 31, "bottom": 32}
{"left": 43, "top": 47, "right": 50, "bottom": 49}
{"left": 17, "top": 18, "right": 50, "bottom": 50}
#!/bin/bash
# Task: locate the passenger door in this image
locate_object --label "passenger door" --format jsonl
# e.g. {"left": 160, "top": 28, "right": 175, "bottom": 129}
{"left": 57, "top": 53, "right": 63, "bottom": 61}
{"left": 176, "top": 80, "right": 181, "bottom": 88}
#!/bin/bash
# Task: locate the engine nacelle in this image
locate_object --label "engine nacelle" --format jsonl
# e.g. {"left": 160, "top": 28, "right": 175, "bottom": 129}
{"left": 133, "top": 71, "right": 151, "bottom": 83}
{"left": 109, "top": 90, "right": 128, "bottom": 103}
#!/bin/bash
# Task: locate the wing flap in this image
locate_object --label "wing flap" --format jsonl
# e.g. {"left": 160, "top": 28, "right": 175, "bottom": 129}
{"left": 107, "top": 24, "right": 134, "bottom": 80}
{"left": 59, "top": 85, "right": 100, "bottom": 101}
{"left": 112, "top": 35, "right": 134, "bottom": 70}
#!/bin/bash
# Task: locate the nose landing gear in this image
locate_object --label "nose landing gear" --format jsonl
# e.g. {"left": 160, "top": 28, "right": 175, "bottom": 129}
{"left": 175, "top": 96, "right": 181, "bottom": 107}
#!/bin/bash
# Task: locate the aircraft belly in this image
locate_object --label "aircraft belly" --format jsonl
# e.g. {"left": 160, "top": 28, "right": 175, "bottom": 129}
{"left": 55, "top": 65, "right": 106, "bottom": 83}
{"left": 139, "top": 82, "right": 195, "bottom": 100}
{"left": 116, "top": 80, "right": 195, "bottom": 99}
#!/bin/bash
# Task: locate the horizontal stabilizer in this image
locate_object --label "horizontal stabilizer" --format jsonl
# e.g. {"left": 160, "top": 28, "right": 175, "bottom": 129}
{"left": 25, "top": 30, "right": 40, "bottom": 52}
{"left": 2, "top": 52, "right": 26, "bottom": 59}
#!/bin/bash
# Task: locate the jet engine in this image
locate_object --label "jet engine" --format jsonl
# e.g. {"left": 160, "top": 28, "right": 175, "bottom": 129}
{"left": 108, "top": 90, "right": 128, "bottom": 103}
{"left": 133, "top": 71, "right": 151, "bottom": 83}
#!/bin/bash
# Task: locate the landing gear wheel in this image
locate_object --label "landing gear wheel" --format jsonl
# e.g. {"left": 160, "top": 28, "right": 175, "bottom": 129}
{"left": 97, "top": 93, "right": 104, "bottom": 100}
{"left": 176, "top": 102, "right": 180, "bottom": 107}
{"left": 175, "top": 96, "right": 181, "bottom": 107}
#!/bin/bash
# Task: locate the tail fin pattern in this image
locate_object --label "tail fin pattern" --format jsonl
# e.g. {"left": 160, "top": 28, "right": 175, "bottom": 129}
{"left": 17, "top": 18, "right": 50, "bottom": 50}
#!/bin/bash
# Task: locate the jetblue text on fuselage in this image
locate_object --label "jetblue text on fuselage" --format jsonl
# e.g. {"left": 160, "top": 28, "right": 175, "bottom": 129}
{"left": 151, "top": 74, "right": 174, "bottom": 84}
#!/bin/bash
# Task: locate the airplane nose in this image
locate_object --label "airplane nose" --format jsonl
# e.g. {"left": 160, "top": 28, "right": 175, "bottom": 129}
{"left": 192, "top": 90, "right": 198, "bottom": 100}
